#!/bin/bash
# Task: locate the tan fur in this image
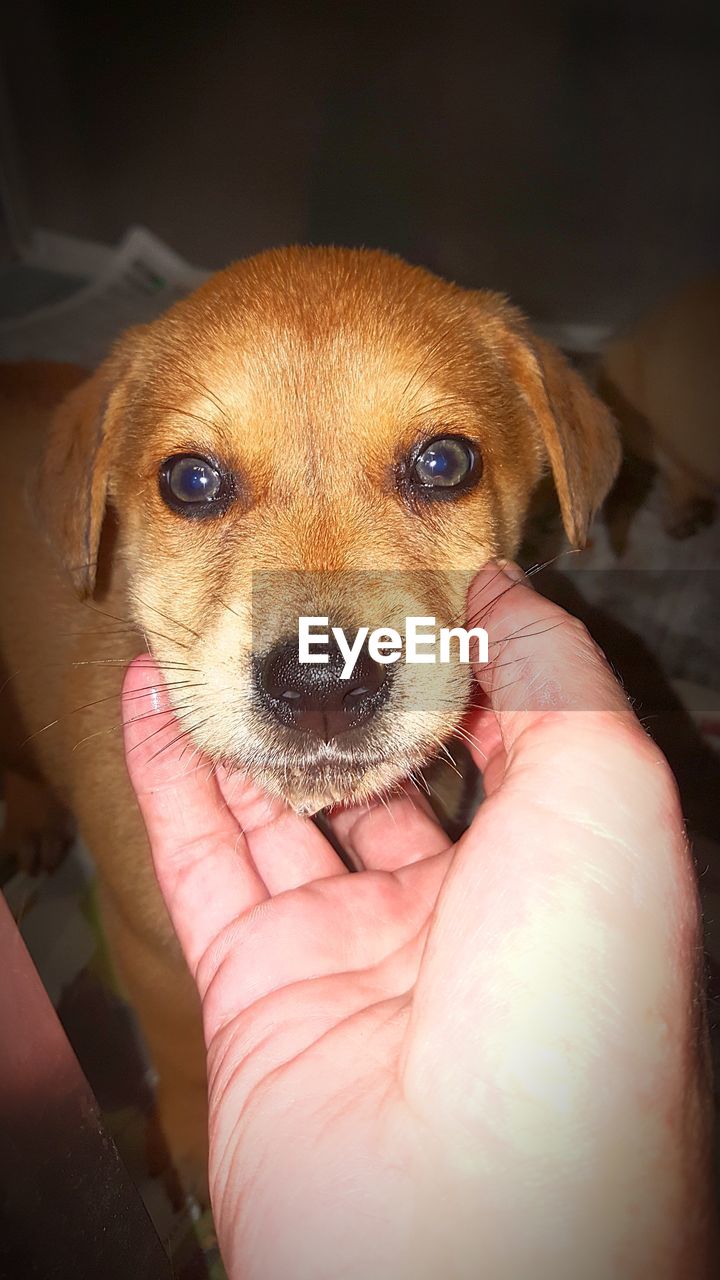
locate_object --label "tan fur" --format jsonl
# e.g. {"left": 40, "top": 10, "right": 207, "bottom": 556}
{"left": 599, "top": 275, "right": 720, "bottom": 537}
{"left": 0, "top": 247, "right": 619, "bottom": 1191}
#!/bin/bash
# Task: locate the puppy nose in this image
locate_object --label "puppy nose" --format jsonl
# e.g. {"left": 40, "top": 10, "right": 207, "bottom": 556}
{"left": 256, "top": 635, "right": 389, "bottom": 740}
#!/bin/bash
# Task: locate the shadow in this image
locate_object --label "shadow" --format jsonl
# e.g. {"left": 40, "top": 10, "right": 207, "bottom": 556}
{"left": 537, "top": 569, "right": 720, "bottom": 845}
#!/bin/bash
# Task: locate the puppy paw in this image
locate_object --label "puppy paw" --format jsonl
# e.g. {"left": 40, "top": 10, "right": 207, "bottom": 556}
{"left": 0, "top": 771, "right": 75, "bottom": 875}
{"left": 663, "top": 493, "right": 716, "bottom": 540}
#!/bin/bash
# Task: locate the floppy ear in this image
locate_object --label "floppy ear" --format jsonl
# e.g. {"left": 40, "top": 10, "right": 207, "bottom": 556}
{"left": 34, "top": 338, "right": 140, "bottom": 598}
{"left": 480, "top": 299, "right": 621, "bottom": 547}
{"left": 522, "top": 333, "right": 621, "bottom": 546}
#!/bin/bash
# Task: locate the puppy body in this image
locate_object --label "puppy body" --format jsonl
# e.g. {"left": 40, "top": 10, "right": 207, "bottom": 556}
{"left": 0, "top": 248, "right": 619, "bottom": 1190}
{"left": 0, "top": 363, "right": 208, "bottom": 1188}
{"left": 599, "top": 275, "right": 720, "bottom": 537}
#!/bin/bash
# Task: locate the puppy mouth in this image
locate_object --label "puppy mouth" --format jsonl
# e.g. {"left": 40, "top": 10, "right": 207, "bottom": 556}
{"left": 161, "top": 627, "right": 473, "bottom": 811}
{"left": 230, "top": 736, "right": 406, "bottom": 812}
{"left": 222, "top": 721, "right": 436, "bottom": 814}
{"left": 241, "top": 630, "right": 409, "bottom": 808}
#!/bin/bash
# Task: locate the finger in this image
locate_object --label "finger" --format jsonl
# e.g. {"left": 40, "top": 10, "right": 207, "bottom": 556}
{"left": 122, "top": 657, "right": 268, "bottom": 978}
{"left": 405, "top": 568, "right": 692, "bottom": 1119}
{"left": 327, "top": 785, "right": 450, "bottom": 872}
{"left": 201, "top": 851, "right": 451, "bottom": 1044}
{"left": 466, "top": 560, "right": 635, "bottom": 757}
{"left": 215, "top": 766, "right": 346, "bottom": 892}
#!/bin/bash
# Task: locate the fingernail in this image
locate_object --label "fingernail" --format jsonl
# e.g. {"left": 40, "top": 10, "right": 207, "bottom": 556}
{"left": 495, "top": 558, "right": 527, "bottom": 584}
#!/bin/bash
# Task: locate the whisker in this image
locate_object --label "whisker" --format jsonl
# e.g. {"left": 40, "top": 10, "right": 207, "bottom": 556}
{"left": 176, "top": 737, "right": 210, "bottom": 762}
{"left": 220, "top": 762, "right": 251, "bottom": 812}
{"left": 452, "top": 725, "right": 487, "bottom": 761}
{"left": 0, "top": 658, "right": 200, "bottom": 695}
{"left": 487, "top": 620, "right": 567, "bottom": 649}
{"left": 426, "top": 735, "right": 463, "bottom": 778}
{"left": 377, "top": 790, "right": 397, "bottom": 826}
{"left": 438, "top": 754, "right": 464, "bottom": 779}
{"left": 81, "top": 600, "right": 191, "bottom": 652}
{"left": 441, "top": 550, "right": 578, "bottom": 636}
{"left": 409, "top": 768, "right": 432, "bottom": 798}
{"left": 476, "top": 653, "right": 529, "bottom": 673}
{"left": 69, "top": 658, "right": 199, "bottom": 670}
{"left": 18, "top": 681, "right": 204, "bottom": 748}
{"left": 213, "top": 594, "right": 242, "bottom": 621}
{"left": 72, "top": 702, "right": 197, "bottom": 752}
{"left": 146, "top": 715, "right": 218, "bottom": 765}
{"left": 482, "top": 675, "right": 526, "bottom": 695}
{"left": 54, "top": 627, "right": 159, "bottom": 640}
{"left": 129, "top": 594, "right": 203, "bottom": 642}
{"left": 88, "top": 679, "right": 201, "bottom": 710}
{"left": 122, "top": 705, "right": 202, "bottom": 755}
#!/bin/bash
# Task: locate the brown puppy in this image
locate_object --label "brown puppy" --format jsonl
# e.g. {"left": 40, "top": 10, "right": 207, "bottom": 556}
{"left": 599, "top": 275, "right": 720, "bottom": 538}
{"left": 0, "top": 247, "right": 619, "bottom": 1191}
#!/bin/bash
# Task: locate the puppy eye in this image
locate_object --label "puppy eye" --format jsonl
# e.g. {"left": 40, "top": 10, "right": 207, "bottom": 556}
{"left": 159, "top": 454, "right": 231, "bottom": 516}
{"left": 410, "top": 436, "right": 479, "bottom": 490}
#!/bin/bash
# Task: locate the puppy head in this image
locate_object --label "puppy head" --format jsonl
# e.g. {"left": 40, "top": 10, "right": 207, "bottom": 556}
{"left": 37, "top": 248, "right": 619, "bottom": 809}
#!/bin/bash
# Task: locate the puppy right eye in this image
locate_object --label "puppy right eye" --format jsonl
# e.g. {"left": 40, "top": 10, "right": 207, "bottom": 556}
{"left": 159, "top": 454, "right": 233, "bottom": 517}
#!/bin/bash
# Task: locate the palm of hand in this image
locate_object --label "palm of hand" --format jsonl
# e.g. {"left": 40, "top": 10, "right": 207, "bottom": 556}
{"left": 199, "top": 827, "right": 455, "bottom": 1280}
{"left": 123, "top": 565, "right": 708, "bottom": 1280}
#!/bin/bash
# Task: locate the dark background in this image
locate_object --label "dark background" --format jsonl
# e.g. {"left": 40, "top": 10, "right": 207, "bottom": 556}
{"left": 2, "top": 0, "right": 719, "bottom": 326}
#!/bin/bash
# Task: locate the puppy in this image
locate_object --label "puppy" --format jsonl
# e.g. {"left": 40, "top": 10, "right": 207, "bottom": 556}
{"left": 598, "top": 275, "right": 720, "bottom": 538}
{"left": 0, "top": 247, "right": 619, "bottom": 1192}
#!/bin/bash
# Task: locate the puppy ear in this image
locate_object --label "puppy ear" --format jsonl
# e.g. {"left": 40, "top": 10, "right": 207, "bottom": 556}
{"left": 479, "top": 297, "right": 621, "bottom": 547}
{"left": 35, "top": 338, "right": 139, "bottom": 598}
{"left": 522, "top": 333, "right": 621, "bottom": 546}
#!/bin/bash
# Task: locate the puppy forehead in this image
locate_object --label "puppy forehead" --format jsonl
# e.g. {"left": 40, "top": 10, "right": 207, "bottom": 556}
{"left": 203, "top": 335, "right": 470, "bottom": 435}
{"left": 144, "top": 277, "right": 494, "bottom": 474}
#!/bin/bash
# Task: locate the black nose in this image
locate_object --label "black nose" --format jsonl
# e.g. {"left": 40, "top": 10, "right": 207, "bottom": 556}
{"left": 256, "top": 634, "right": 390, "bottom": 740}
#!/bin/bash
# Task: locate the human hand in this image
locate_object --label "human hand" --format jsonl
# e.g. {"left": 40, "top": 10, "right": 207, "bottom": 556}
{"left": 122, "top": 564, "right": 715, "bottom": 1280}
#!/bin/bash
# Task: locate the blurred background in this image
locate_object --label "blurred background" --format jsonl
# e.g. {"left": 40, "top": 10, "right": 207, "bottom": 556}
{"left": 2, "top": 0, "right": 719, "bottom": 325}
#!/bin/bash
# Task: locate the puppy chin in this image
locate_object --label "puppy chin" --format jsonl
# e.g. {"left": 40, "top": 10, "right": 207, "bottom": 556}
{"left": 254, "top": 756, "right": 420, "bottom": 815}
{"left": 253, "top": 757, "right": 399, "bottom": 808}
{"left": 198, "top": 699, "right": 469, "bottom": 814}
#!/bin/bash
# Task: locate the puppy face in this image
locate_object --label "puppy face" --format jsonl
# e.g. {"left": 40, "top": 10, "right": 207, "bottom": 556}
{"left": 37, "top": 248, "right": 619, "bottom": 810}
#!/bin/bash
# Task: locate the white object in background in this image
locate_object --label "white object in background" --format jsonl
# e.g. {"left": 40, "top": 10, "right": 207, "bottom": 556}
{"left": 533, "top": 320, "right": 614, "bottom": 353}
{"left": 24, "top": 228, "right": 116, "bottom": 280}
{"left": 0, "top": 225, "right": 210, "bottom": 366}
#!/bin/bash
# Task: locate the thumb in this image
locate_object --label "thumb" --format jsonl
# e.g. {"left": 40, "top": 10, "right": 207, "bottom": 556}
{"left": 121, "top": 655, "right": 267, "bottom": 981}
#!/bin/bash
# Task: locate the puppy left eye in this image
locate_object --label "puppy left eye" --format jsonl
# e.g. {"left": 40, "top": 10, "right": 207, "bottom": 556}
{"left": 159, "top": 454, "right": 231, "bottom": 516}
{"left": 411, "top": 436, "right": 478, "bottom": 489}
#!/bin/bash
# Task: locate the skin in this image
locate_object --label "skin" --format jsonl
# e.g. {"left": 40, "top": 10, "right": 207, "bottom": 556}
{"left": 123, "top": 564, "right": 716, "bottom": 1280}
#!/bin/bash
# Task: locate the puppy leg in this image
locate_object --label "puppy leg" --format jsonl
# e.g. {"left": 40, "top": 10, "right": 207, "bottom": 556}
{"left": 658, "top": 451, "right": 716, "bottom": 539}
{"left": 99, "top": 891, "right": 210, "bottom": 1202}
{"left": 0, "top": 768, "right": 75, "bottom": 875}
{"left": 62, "top": 741, "right": 210, "bottom": 1198}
